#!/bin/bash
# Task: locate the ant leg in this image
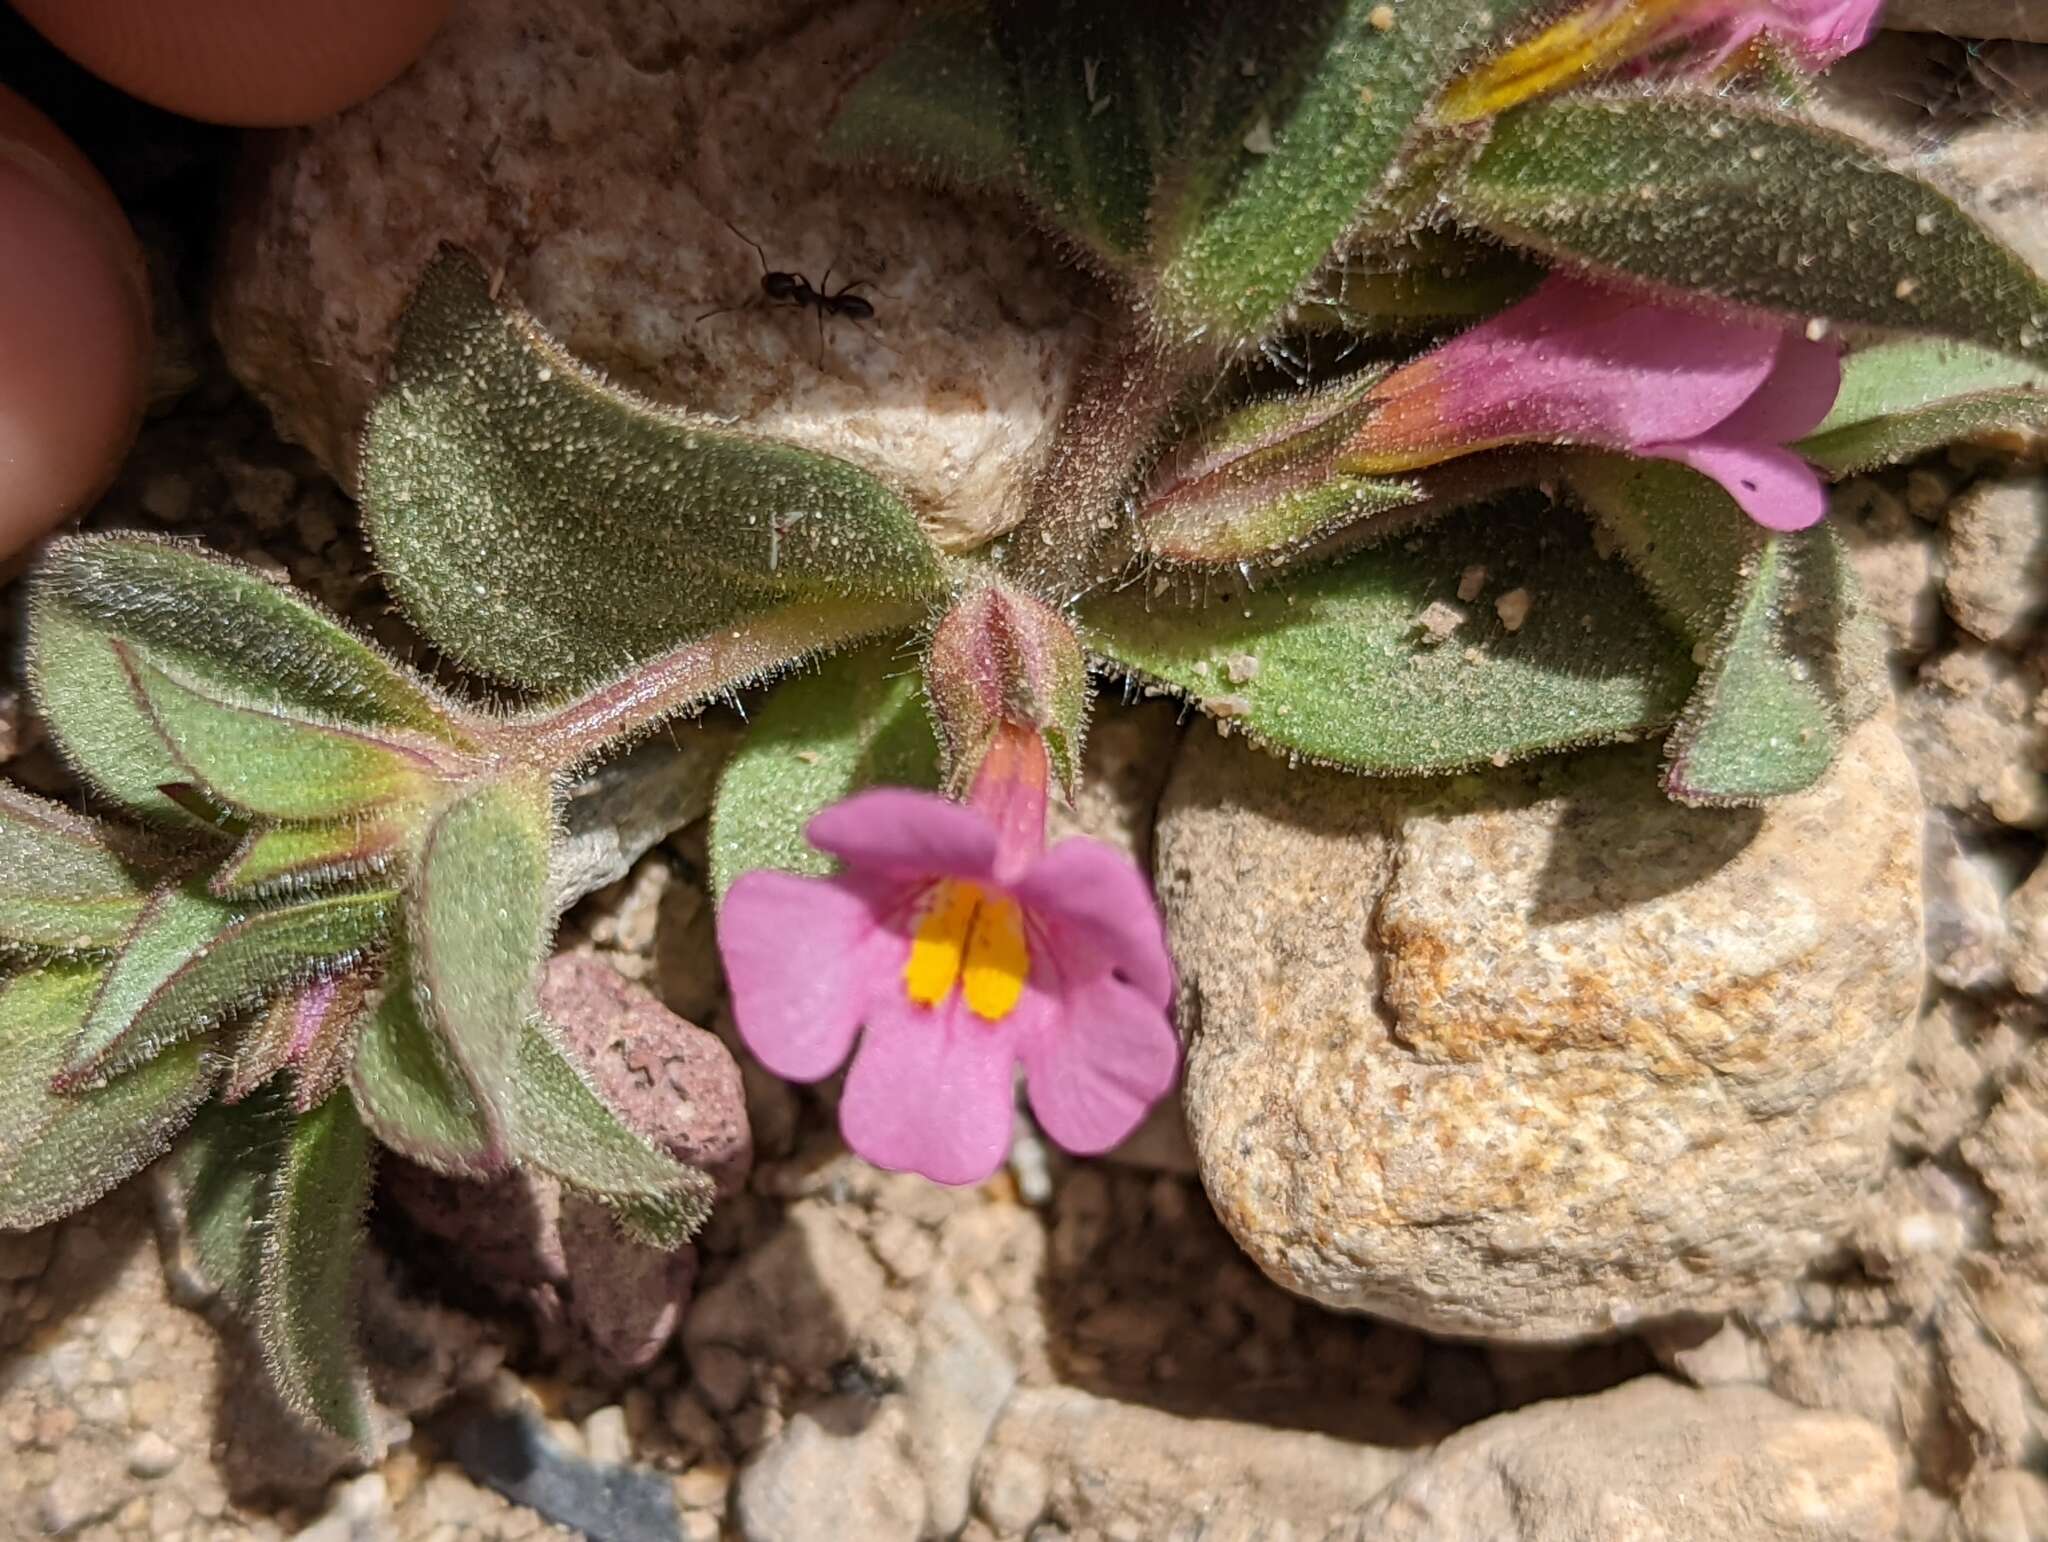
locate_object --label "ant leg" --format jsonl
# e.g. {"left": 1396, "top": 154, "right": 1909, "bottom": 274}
{"left": 842, "top": 314, "right": 901, "bottom": 358}
{"left": 816, "top": 307, "right": 827, "bottom": 369}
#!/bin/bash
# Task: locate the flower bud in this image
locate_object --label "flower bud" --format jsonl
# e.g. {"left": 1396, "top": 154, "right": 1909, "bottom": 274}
{"left": 925, "top": 582, "right": 1089, "bottom": 798}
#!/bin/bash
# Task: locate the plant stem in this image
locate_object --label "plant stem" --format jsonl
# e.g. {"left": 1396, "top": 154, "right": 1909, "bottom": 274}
{"left": 1003, "top": 303, "right": 1215, "bottom": 601}
{"left": 502, "top": 600, "right": 919, "bottom": 773}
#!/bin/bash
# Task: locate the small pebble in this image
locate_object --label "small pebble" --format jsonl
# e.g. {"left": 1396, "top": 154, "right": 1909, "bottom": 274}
{"left": 126, "top": 1430, "right": 181, "bottom": 1479}
{"left": 583, "top": 1404, "right": 631, "bottom": 1466}
{"left": 676, "top": 1464, "right": 733, "bottom": 1510}
{"left": 1495, "top": 588, "right": 1533, "bottom": 633}
{"left": 691, "top": 1344, "right": 752, "bottom": 1413}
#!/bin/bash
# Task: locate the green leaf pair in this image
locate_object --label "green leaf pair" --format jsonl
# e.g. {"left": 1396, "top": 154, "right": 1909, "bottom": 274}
{"left": 832, "top": 0, "right": 1550, "bottom": 345}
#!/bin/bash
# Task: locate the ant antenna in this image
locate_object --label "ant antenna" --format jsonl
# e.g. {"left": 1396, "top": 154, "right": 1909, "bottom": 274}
{"left": 720, "top": 217, "right": 771, "bottom": 277}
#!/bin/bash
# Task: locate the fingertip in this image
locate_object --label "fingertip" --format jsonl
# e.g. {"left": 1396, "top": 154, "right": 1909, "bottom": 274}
{"left": 12, "top": 0, "right": 457, "bottom": 128}
{"left": 0, "top": 94, "right": 150, "bottom": 560}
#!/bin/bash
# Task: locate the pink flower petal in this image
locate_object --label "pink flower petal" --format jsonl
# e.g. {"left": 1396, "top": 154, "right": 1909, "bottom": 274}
{"left": 837, "top": 993, "right": 1022, "bottom": 1185}
{"left": 1346, "top": 277, "right": 1784, "bottom": 471}
{"left": 1018, "top": 966, "right": 1180, "bottom": 1157}
{"left": 1762, "top": 0, "right": 1881, "bottom": 63}
{"left": 806, "top": 788, "right": 999, "bottom": 881}
{"left": 717, "top": 869, "right": 906, "bottom": 1081}
{"left": 1013, "top": 838, "right": 1175, "bottom": 1008}
{"left": 1703, "top": 330, "right": 1843, "bottom": 446}
{"left": 1650, "top": 439, "right": 1830, "bottom": 530}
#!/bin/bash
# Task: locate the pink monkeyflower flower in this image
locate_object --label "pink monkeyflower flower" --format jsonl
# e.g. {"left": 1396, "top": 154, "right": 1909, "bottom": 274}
{"left": 1342, "top": 274, "right": 1843, "bottom": 531}
{"left": 1440, "top": 0, "right": 1884, "bottom": 123}
{"left": 1657, "top": 0, "right": 1884, "bottom": 71}
{"left": 715, "top": 724, "right": 1179, "bottom": 1186}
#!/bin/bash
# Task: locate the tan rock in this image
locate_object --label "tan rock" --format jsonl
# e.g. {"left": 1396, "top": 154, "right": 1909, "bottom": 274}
{"left": 2003, "top": 851, "right": 2048, "bottom": 997}
{"left": 978, "top": 1385, "right": 1412, "bottom": 1539}
{"left": 1833, "top": 478, "right": 1943, "bottom": 659}
{"left": 1354, "top": 1379, "right": 1898, "bottom": 1541}
{"left": 1944, "top": 474, "right": 2048, "bottom": 645}
{"left": 1958, "top": 1467, "right": 2048, "bottom": 1542}
{"left": 1159, "top": 717, "right": 1923, "bottom": 1339}
{"left": 1904, "top": 645, "right": 2046, "bottom": 827}
{"left": 212, "top": 0, "right": 1090, "bottom": 551}
{"left": 1963, "top": 1043, "right": 2048, "bottom": 1270}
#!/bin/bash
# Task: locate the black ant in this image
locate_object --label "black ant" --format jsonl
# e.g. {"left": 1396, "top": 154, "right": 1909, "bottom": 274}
{"left": 697, "top": 219, "right": 879, "bottom": 366}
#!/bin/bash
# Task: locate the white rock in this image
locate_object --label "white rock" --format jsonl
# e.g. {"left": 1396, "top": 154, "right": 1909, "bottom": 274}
{"left": 212, "top": 0, "right": 1089, "bottom": 552}
{"left": 973, "top": 1446, "right": 1051, "bottom": 1536}
{"left": 903, "top": 1298, "right": 1017, "bottom": 1536}
{"left": 980, "top": 1385, "right": 1411, "bottom": 1538}
{"left": 1354, "top": 1379, "right": 1898, "bottom": 1540}
{"left": 734, "top": 1401, "right": 925, "bottom": 1542}
{"left": 1160, "top": 718, "right": 1923, "bottom": 1338}
{"left": 293, "top": 1473, "right": 394, "bottom": 1542}
{"left": 125, "top": 1430, "right": 181, "bottom": 1479}
{"left": 582, "top": 1404, "right": 632, "bottom": 1468}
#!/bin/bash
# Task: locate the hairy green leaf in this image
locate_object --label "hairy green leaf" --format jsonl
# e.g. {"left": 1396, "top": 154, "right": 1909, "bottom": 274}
{"left": 1566, "top": 454, "right": 1876, "bottom": 804}
{"left": 1086, "top": 496, "right": 1693, "bottom": 773}
{"left": 501, "top": 1016, "right": 713, "bottom": 1249}
{"left": 115, "top": 644, "right": 444, "bottom": 822}
{"left": 1451, "top": 93, "right": 2048, "bottom": 358}
{"left": 63, "top": 884, "right": 397, "bottom": 1087}
{"left": 28, "top": 536, "right": 464, "bottom": 823}
{"left": 348, "top": 970, "right": 502, "bottom": 1176}
{"left": 1139, "top": 371, "right": 1426, "bottom": 564}
{"left": 361, "top": 251, "right": 946, "bottom": 695}
{"left": 167, "top": 1088, "right": 291, "bottom": 1310}
{"left": 1796, "top": 337, "right": 2048, "bottom": 477}
{"left": 212, "top": 820, "right": 410, "bottom": 900}
{"left": 256, "top": 1092, "right": 375, "bottom": 1451}
{"left": 825, "top": 4, "right": 1019, "bottom": 186}
{"left": 710, "top": 644, "right": 940, "bottom": 899}
{"left": 1663, "top": 540, "right": 1834, "bottom": 804}
{"left": 1154, "top": 0, "right": 1548, "bottom": 338}
{"left": 1296, "top": 233, "right": 1544, "bottom": 336}
{"left": 0, "top": 964, "right": 216, "bottom": 1230}
{"left": 407, "top": 774, "right": 552, "bottom": 1130}
{"left": 0, "top": 782, "right": 155, "bottom": 952}
{"left": 833, "top": 1, "right": 1544, "bottom": 339}
{"left": 224, "top": 970, "right": 372, "bottom": 1112}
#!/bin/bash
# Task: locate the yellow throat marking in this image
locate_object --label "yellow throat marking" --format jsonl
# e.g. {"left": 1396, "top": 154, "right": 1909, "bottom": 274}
{"left": 1438, "top": 0, "right": 1701, "bottom": 124}
{"left": 904, "top": 880, "right": 1030, "bottom": 1022}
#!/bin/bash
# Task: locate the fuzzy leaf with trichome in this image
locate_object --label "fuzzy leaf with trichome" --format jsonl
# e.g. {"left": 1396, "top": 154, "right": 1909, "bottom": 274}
{"left": 361, "top": 250, "right": 946, "bottom": 695}
{"left": 1796, "top": 337, "right": 2048, "bottom": 477}
{"left": 1449, "top": 93, "right": 2048, "bottom": 360}
{"left": 1087, "top": 496, "right": 1694, "bottom": 773}
{"left": 28, "top": 535, "right": 465, "bottom": 823}
{"left": 710, "top": 643, "right": 941, "bottom": 897}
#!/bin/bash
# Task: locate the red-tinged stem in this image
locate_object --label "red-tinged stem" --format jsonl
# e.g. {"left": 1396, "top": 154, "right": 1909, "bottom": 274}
{"left": 1003, "top": 303, "right": 1216, "bottom": 602}
{"left": 500, "top": 601, "right": 918, "bottom": 773}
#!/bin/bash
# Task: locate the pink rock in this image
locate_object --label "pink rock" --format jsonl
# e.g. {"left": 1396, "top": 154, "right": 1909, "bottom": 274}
{"left": 381, "top": 955, "right": 750, "bottom": 1373}
{"left": 540, "top": 951, "right": 753, "bottom": 1196}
